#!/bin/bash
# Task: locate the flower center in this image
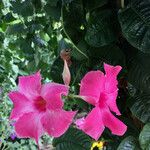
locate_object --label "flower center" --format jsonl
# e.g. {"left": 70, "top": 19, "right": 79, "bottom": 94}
{"left": 34, "top": 96, "right": 46, "bottom": 112}
{"left": 91, "top": 141, "right": 104, "bottom": 150}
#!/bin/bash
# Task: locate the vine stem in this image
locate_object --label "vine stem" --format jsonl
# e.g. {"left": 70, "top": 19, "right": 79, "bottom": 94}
{"left": 121, "top": 0, "right": 124, "bottom": 8}
{"left": 60, "top": 7, "right": 89, "bottom": 60}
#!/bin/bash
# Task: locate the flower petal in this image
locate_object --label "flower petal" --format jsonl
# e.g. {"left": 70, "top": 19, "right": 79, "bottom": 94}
{"left": 41, "top": 83, "right": 69, "bottom": 110}
{"left": 18, "top": 71, "right": 41, "bottom": 100}
{"left": 75, "top": 107, "right": 105, "bottom": 140}
{"left": 106, "top": 91, "right": 121, "bottom": 115}
{"left": 102, "top": 107, "right": 127, "bottom": 136}
{"left": 8, "top": 91, "right": 34, "bottom": 120}
{"left": 15, "top": 112, "right": 44, "bottom": 144}
{"left": 41, "top": 109, "right": 76, "bottom": 137}
{"left": 104, "top": 63, "right": 122, "bottom": 93}
{"left": 80, "top": 71, "right": 105, "bottom": 105}
{"left": 103, "top": 63, "right": 122, "bottom": 115}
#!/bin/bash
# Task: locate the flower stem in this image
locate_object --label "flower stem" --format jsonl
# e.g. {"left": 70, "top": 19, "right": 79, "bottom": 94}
{"left": 60, "top": 6, "right": 89, "bottom": 60}
{"left": 121, "top": 0, "right": 124, "bottom": 8}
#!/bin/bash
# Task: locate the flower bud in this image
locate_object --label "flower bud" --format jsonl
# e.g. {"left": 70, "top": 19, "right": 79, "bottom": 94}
{"left": 62, "top": 60, "right": 71, "bottom": 86}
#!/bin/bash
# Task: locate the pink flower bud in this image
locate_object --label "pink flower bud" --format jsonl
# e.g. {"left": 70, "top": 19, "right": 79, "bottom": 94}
{"left": 62, "top": 60, "right": 71, "bottom": 86}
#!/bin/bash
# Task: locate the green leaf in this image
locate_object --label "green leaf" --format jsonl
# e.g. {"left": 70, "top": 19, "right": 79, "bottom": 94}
{"left": 50, "top": 57, "right": 64, "bottom": 83}
{"left": 0, "top": 32, "right": 4, "bottom": 42}
{"left": 47, "top": 0, "right": 59, "bottom": 6}
{"left": 128, "top": 52, "right": 150, "bottom": 93}
{"left": 72, "top": 40, "right": 89, "bottom": 61}
{"left": 85, "top": 9, "right": 118, "bottom": 47}
{"left": 117, "top": 136, "right": 141, "bottom": 150}
{"left": 85, "top": 0, "right": 108, "bottom": 11}
{"left": 44, "top": 1, "right": 61, "bottom": 21}
{"left": 52, "top": 127, "right": 91, "bottom": 150}
{"left": 139, "top": 123, "right": 150, "bottom": 150}
{"left": 10, "top": 0, "right": 34, "bottom": 17}
{"left": 31, "top": 0, "right": 42, "bottom": 12}
{"left": 118, "top": 0, "right": 150, "bottom": 53}
{"left": 131, "top": 93, "right": 150, "bottom": 124}
{"left": 90, "top": 45, "right": 126, "bottom": 67}
{"left": 6, "top": 23, "right": 26, "bottom": 35}
{"left": 33, "top": 36, "right": 47, "bottom": 47}
{"left": 62, "top": 0, "right": 85, "bottom": 42}
{"left": 19, "top": 38, "right": 34, "bottom": 57}
{"left": 62, "top": 0, "right": 74, "bottom": 4}
{"left": 2, "top": 13, "right": 16, "bottom": 23}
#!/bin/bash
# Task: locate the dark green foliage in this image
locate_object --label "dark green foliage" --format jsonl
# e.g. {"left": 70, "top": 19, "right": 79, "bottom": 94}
{"left": 85, "top": 0, "right": 108, "bottom": 11}
{"left": 139, "top": 124, "right": 150, "bottom": 150}
{"left": 119, "top": 0, "right": 150, "bottom": 53}
{"left": 131, "top": 93, "right": 150, "bottom": 123}
{"left": 50, "top": 57, "right": 64, "bottom": 83}
{"left": 117, "top": 123, "right": 150, "bottom": 150}
{"left": 128, "top": 52, "right": 150, "bottom": 93}
{"left": 52, "top": 127, "right": 92, "bottom": 150}
{"left": 10, "top": 0, "right": 34, "bottom": 17}
{"left": 44, "top": 1, "right": 61, "bottom": 21}
{"left": 85, "top": 9, "right": 118, "bottom": 47}
{"left": 117, "top": 136, "right": 141, "bottom": 150}
{"left": 6, "top": 23, "right": 26, "bottom": 35}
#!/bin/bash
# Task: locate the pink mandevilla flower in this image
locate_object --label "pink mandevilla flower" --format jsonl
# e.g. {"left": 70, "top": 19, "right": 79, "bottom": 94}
{"left": 75, "top": 63, "right": 127, "bottom": 140}
{"left": 8, "top": 72, "right": 76, "bottom": 144}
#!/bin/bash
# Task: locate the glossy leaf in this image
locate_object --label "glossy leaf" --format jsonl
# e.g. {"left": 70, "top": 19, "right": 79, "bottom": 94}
{"left": 118, "top": 0, "right": 150, "bottom": 53}
{"left": 85, "top": 0, "right": 108, "bottom": 11}
{"left": 10, "top": 0, "right": 34, "bottom": 17}
{"left": 128, "top": 52, "right": 150, "bottom": 93}
{"left": 139, "top": 123, "right": 150, "bottom": 150}
{"left": 131, "top": 93, "right": 150, "bottom": 123}
{"left": 85, "top": 9, "right": 118, "bottom": 47}
{"left": 52, "top": 127, "right": 91, "bottom": 150}
{"left": 117, "top": 136, "right": 141, "bottom": 150}
{"left": 90, "top": 45, "right": 126, "bottom": 68}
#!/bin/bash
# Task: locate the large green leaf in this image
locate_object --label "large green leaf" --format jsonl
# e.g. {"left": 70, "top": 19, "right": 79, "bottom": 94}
{"left": 44, "top": 1, "right": 61, "bottom": 21}
{"left": 90, "top": 45, "right": 126, "bottom": 68}
{"left": 10, "top": 0, "right": 34, "bottom": 17}
{"left": 117, "top": 136, "right": 141, "bottom": 150}
{"left": 128, "top": 52, "right": 150, "bottom": 93}
{"left": 62, "top": 0, "right": 74, "bottom": 4}
{"left": 31, "top": 0, "right": 42, "bottom": 12}
{"left": 131, "top": 93, "right": 150, "bottom": 124}
{"left": 62, "top": 0, "right": 85, "bottom": 43}
{"left": 47, "top": 0, "right": 59, "bottom": 6}
{"left": 6, "top": 23, "right": 26, "bottom": 35}
{"left": 72, "top": 40, "right": 89, "bottom": 61}
{"left": 2, "top": 13, "right": 16, "bottom": 23}
{"left": 50, "top": 57, "right": 64, "bottom": 83}
{"left": 139, "top": 123, "right": 150, "bottom": 150}
{"left": 52, "top": 127, "right": 91, "bottom": 150}
{"left": 85, "top": 0, "right": 108, "bottom": 11}
{"left": 118, "top": 0, "right": 150, "bottom": 53}
{"left": 85, "top": 9, "right": 118, "bottom": 47}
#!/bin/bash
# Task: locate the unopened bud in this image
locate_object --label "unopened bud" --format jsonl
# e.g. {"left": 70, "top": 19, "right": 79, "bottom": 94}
{"left": 62, "top": 60, "right": 71, "bottom": 86}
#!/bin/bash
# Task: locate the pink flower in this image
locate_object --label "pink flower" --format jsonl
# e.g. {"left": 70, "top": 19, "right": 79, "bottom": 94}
{"left": 8, "top": 72, "right": 76, "bottom": 144}
{"left": 75, "top": 63, "right": 127, "bottom": 140}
